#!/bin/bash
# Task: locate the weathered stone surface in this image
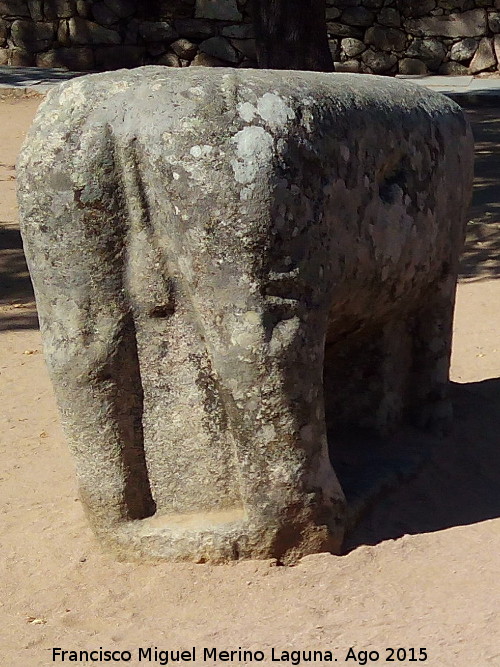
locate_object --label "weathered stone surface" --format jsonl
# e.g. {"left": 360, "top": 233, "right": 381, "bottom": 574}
{"left": 398, "top": 57, "right": 427, "bottom": 75}
{"left": 199, "top": 35, "right": 238, "bottom": 62}
{"left": 450, "top": 37, "right": 479, "bottom": 61}
{"left": 18, "top": 68, "right": 473, "bottom": 563}
{"left": 0, "top": 46, "right": 8, "bottom": 63}
{"left": 404, "top": 9, "right": 487, "bottom": 38}
{"left": 405, "top": 38, "right": 446, "bottom": 70}
{"left": 400, "top": 0, "right": 437, "bottom": 18}
{"left": 327, "top": 22, "right": 363, "bottom": 39}
{"left": 469, "top": 36, "right": 496, "bottom": 73}
{"left": 195, "top": 0, "right": 241, "bottom": 21}
{"left": 35, "top": 45, "right": 94, "bottom": 69}
{"left": 365, "top": 25, "right": 406, "bottom": 52}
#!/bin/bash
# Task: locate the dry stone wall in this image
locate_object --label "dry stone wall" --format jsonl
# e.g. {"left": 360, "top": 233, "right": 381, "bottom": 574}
{"left": 1, "top": 0, "right": 500, "bottom": 74}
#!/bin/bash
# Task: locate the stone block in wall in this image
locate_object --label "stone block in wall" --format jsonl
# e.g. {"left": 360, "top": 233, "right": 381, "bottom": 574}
{"left": 103, "top": 0, "right": 134, "bottom": 19}
{"left": 0, "top": 1, "right": 29, "bottom": 17}
{"left": 69, "top": 17, "right": 121, "bottom": 45}
{"left": 195, "top": 0, "right": 241, "bottom": 21}
{"left": 329, "top": 39, "right": 340, "bottom": 61}
{"left": 76, "top": 0, "right": 89, "bottom": 18}
{"left": 362, "top": 0, "right": 384, "bottom": 8}
{"left": 0, "top": 17, "right": 7, "bottom": 43}
{"left": 398, "top": 57, "right": 428, "bottom": 75}
{"left": 199, "top": 35, "right": 238, "bottom": 62}
{"left": 92, "top": 2, "right": 119, "bottom": 27}
{"left": 438, "top": 0, "right": 471, "bottom": 9}
{"left": 333, "top": 59, "right": 361, "bottom": 73}
{"left": 191, "top": 51, "right": 224, "bottom": 66}
{"left": 0, "top": 47, "right": 8, "bottom": 63}
{"left": 95, "top": 45, "right": 145, "bottom": 69}
{"left": 9, "top": 45, "right": 34, "bottom": 64}
{"left": 221, "top": 23, "right": 254, "bottom": 39}
{"left": 139, "top": 22, "right": 178, "bottom": 43}
{"left": 361, "top": 48, "right": 397, "bottom": 73}
{"left": 57, "top": 18, "right": 70, "bottom": 44}
{"left": 405, "top": 38, "right": 446, "bottom": 70}
{"left": 156, "top": 51, "right": 182, "bottom": 66}
{"left": 327, "top": 22, "right": 363, "bottom": 39}
{"left": 404, "top": 9, "right": 487, "bottom": 38}
{"left": 377, "top": 8, "right": 401, "bottom": 28}
{"left": 438, "top": 61, "right": 469, "bottom": 74}
{"left": 44, "top": 0, "right": 76, "bottom": 19}
{"left": 35, "top": 46, "right": 94, "bottom": 69}
{"left": 365, "top": 25, "right": 406, "bottom": 52}
{"left": 170, "top": 37, "right": 198, "bottom": 59}
{"left": 489, "top": 12, "right": 500, "bottom": 33}
{"left": 469, "top": 36, "right": 496, "bottom": 73}
{"left": 326, "top": 7, "right": 341, "bottom": 20}
{"left": 341, "top": 37, "right": 365, "bottom": 58}
{"left": 174, "top": 18, "right": 216, "bottom": 40}
{"left": 230, "top": 37, "right": 255, "bottom": 60}
{"left": 341, "top": 7, "right": 374, "bottom": 27}
{"left": 27, "top": 0, "right": 42, "bottom": 21}
{"left": 11, "top": 19, "right": 55, "bottom": 50}
{"left": 156, "top": 1, "right": 196, "bottom": 21}
{"left": 400, "top": 1, "right": 437, "bottom": 18}
{"left": 450, "top": 37, "right": 478, "bottom": 61}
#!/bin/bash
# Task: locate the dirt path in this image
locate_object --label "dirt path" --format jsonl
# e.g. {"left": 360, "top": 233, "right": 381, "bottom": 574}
{"left": 1, "top": 96, "right": 499, "bottom": 667}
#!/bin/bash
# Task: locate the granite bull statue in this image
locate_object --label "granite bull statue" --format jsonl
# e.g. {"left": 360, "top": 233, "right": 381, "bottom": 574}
{"left": 18, "top": 67, "right": 473, "bottom": 563}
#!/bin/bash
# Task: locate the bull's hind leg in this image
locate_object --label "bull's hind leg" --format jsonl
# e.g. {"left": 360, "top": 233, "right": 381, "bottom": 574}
{"left": 324, "top": 318, "right": 414, "bottom": 437}
{"left": 408, "top": 274, "right": 458, "bottom": 435}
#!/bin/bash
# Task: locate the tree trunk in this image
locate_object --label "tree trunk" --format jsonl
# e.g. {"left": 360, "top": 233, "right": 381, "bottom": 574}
{"left": 250, "top": 0, "right": 334, "bottom": 72}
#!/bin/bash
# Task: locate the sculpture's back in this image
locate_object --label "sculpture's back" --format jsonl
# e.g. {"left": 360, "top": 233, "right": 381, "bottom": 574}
{"left": 18, "top": 67, "right": 473, "bottom": 563}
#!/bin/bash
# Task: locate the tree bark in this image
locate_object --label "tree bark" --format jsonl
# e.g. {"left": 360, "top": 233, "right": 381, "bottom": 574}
{"left": 250, "top": 0, "right": 334, "bottom": 72}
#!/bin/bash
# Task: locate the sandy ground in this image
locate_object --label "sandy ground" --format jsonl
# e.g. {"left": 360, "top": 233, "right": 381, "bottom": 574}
{"left": 1, "top": 95, "right": 499, "bottom": 667}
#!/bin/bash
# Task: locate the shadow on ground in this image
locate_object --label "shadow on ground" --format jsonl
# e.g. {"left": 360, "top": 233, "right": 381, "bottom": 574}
{"left": 343, "top": 377, "right": 500, "bottom": 551}
{"left": 460, "top": 106, "right": 500, "bottom": 281}
{"left": 0, "top": 225, "right": 38, "bottom": 330}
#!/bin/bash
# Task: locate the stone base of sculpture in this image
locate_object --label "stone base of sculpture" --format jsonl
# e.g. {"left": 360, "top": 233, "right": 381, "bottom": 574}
{"left": 17, "top": 67, "right": 473, "bottom": 563}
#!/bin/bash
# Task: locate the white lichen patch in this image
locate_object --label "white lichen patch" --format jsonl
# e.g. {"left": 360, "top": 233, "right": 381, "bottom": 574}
{"left": 230, "top": 126, "right": 273, "bottom": 185}
{"left": 256, "top": 93, "right": 295, "bottom": 129}
{"left": 237, "top": 102, "right": 257, "bottom": 123}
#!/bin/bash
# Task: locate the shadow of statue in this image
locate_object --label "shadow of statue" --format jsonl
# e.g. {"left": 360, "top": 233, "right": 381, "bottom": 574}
{"left": 343, "top": 377, "right": 500, "bottom": 551}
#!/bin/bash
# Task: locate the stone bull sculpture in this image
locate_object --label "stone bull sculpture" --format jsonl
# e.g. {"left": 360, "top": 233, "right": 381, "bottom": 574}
{"left": 18, "top": 67, "right": 473, "bottom": 563}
